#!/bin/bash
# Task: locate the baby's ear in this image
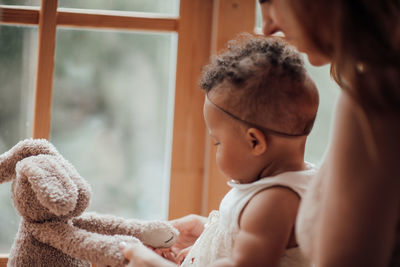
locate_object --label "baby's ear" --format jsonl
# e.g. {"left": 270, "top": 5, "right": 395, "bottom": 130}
{"left": 246, "top": 128, "right": 267, "bottom": 156}
{"left": 16, "top": 154, "right": 79, "bottom": 216}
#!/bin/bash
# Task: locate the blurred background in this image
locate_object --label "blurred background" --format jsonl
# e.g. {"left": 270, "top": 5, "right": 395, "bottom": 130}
{"left": 0, "top": 0, "right": 339, "bottom": 252}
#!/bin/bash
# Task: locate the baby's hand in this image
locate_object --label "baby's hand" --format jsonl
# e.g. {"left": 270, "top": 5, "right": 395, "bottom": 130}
{"left": 154, "top": 245, "right": 191, "bottom": 264}
{"left": 155, "top": 247, "right": 176, "bottom": 262}
{"left": 175, "top": 246, "right": 192, "bottom": 265}
{"left": 120, "top": 242, "right": 176, "bottom": 267}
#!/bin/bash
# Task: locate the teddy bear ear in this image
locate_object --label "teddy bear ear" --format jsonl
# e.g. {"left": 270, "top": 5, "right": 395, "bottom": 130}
{"left": 0, "top": 138, "right": 58, "bottom": 184}
{"left": 0, "top": 151, "right": 16, "bottom": 184}
{"left": 17, "top": 154, "right": 79, "bottom": 216}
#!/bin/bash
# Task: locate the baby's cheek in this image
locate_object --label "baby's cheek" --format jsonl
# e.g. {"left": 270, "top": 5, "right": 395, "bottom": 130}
{"left": 215, "top": 148, "right": 228, "bottom": 175}
{"left": 216, "top": 148, "right": 238, "bottom": 179}
{"left": 215, "top": 149, "right": 223, "bottom": 169}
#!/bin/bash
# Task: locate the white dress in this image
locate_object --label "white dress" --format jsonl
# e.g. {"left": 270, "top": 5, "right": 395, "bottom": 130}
{"left": 181, "top": 164, "right": 317, "bottom": 267}
{"left": 295, "top": 164, "right": 325, "bottom": 260}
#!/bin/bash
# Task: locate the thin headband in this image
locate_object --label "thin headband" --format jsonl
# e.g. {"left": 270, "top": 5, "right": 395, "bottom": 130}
{"left": 206, "top": 94, "right": 314, "bottom": 138}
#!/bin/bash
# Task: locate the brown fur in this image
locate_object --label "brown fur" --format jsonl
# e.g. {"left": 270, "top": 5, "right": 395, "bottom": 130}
{"left": 0, "top": 139, "right": 178, "bottom": 267}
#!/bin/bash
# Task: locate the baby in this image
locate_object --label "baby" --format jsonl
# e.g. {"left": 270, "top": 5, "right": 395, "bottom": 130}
{"left": 121, "top": 35, "right": 319, "bottom": 267}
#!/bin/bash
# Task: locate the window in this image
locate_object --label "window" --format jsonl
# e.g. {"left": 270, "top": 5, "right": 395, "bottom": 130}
{"left": 0, "top": 0, "right": 184, "bottom": 253}
{"left": 58, "top": 0, "right": 179, "bottom": 15}
{"left": 51, "top": 29, "right": 177, "bottom": 219}
{"left": 0, "top": 25, "right": 37, "bottom": 252}
{"left": 1, "top": 0, "right": 40, "bottom": 6}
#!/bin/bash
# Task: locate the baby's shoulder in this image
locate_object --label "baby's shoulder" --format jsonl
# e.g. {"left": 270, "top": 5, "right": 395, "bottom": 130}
{"left": 249, "top": 186, "right": 300, "bottom": 212}
{"left": 239, "top": 186, "right": 300, "bottom": 229}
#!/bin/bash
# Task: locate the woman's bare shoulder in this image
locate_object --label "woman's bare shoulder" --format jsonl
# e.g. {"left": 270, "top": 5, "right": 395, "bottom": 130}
{"left": 306, "top": 92, "right": 400, "bottom": 266}
{"left": 334, "top": 92, "right": 400, "bottom": 182}
{"left": 297, "top": 92, "right": 400, "bottom": 264}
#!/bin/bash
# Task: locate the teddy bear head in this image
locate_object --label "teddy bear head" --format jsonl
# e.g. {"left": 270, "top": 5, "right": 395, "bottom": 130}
{"left": 0, "top": 139, "right": 91, "bottom": 222}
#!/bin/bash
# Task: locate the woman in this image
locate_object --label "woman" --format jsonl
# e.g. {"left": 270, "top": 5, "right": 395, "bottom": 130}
{"left": 260, "top": 0, "right": 400, "bottom": 266}
{"left": 122, "top": 0, "right": 400, "bottom": 266}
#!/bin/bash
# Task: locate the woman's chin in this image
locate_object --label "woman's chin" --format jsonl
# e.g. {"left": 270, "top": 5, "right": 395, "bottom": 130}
{"left": 306, "top": 52, "right": 331, "bottom": 66}
{"left": 289, "top": 41, "right": 331, "bottom": 66}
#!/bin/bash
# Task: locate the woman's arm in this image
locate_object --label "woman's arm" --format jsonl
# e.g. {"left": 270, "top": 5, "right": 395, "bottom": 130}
{"left": 314, "top": 93, "right": 400, "bottom": 267}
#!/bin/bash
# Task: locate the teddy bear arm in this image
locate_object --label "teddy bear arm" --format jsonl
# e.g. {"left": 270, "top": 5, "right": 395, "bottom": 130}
{"left": 30, "top": 221, "right": 141, "bottom": 267}
{"left": 73, "top": 212, "right": 144, "bottom": 236}
{"left": 73, "top": 212, "right": 179, "bottom": 248}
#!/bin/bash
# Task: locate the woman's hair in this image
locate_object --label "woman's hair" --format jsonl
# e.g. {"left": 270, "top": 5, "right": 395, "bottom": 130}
{"left": 288, "top": 0, "right": 400, "bottom": 115}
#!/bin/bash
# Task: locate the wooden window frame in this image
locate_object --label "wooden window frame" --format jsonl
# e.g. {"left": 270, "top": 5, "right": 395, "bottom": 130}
{"left": 0, "top": 0, "right": 256, "bottom": 264}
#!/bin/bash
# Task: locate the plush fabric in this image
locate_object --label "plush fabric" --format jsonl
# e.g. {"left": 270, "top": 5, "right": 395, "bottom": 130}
{"left": 0, "top": 139, "right": 178, "bottom": 267}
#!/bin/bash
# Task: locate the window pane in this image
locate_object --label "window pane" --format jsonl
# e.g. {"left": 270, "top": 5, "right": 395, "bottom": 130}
{"left": 0, "top": 25, "right": 37, "bottom": 252}
{"left": 255, "top": 0, "right": 262, "bottom": 30}
{"left": 51, "top": 29, "right": 177, "bottom": 222}
{"left": 304, "top": 63, "right": 340, "bottom": 165}
{"left": 58, "top": 0, "right": 180, "bottom": 15}
{"left": 0, "top": 0, "right": 39, "bottom": 5}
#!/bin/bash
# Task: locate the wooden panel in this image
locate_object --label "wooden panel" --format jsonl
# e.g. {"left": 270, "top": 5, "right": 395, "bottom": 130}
{"left": 57, "top": 8, "right": 178, "bottom": 32}
{"left": 202, "top": 0, "right": 257, "bottom": 215}
{"left": 32, "top": 0, "right": 58, "bottom": 139}
{"left": 0, "top": 6, "right": 178, "bottom": 32}
{"left": 0, "top": 254, "right": 7, "bottom": 267}
{"left": 168, "top": 0, "right": 213, "bottom": 219}
{"left": 0, "top": 5, "right": 39, "bottom": 25}
{"left": 211, "top": 0, "right": 256, "bottom": 53}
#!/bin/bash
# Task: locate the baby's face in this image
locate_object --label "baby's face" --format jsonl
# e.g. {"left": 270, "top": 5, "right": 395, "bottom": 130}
{"left": 203, "top": 96, "right": 259, "bottom": 183}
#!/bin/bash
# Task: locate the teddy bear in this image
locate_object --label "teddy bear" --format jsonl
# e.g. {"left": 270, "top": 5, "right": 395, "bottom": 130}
{"left": 0, "top": 139, "right": 179, "bottom": 267}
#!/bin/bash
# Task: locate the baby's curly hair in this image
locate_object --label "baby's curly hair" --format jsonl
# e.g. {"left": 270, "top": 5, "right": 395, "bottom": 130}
{"left": 200, "top": 34, "right": 319, "bottom": 136}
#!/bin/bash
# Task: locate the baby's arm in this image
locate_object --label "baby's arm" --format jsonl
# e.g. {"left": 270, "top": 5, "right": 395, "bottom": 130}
{"left": 73, "top": 212, "right": 178, "bottom": 248}
{"left": 211, "top": 186, "right": 300, "bottom": 267}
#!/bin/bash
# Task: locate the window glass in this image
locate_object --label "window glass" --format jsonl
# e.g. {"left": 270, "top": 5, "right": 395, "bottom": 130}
{"left": 51, "top": 28, "right": 177, "bottom": 221}
{"left": 0, "top": 0, "right": 40, "bottom": 5}
{"left": 304, "top": 63, "right": 340, "bottom": 165}
{"left": 255, "top": 0, "right": 263, "bottom": 31}
{"left": 0, "top": 25, "right": 37, "bottom": 252}
{"left": 58, "top": 0, "right": 180, "bottom": 16}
